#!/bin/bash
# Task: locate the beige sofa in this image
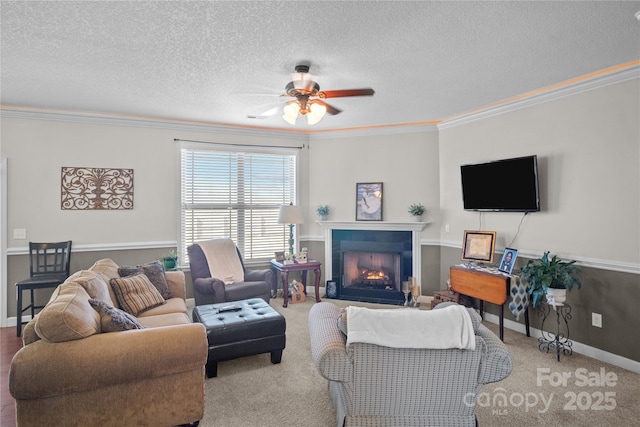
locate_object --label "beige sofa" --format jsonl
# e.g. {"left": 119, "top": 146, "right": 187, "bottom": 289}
{"left": 9, "top": 258, "right": 208, "bottom": 427}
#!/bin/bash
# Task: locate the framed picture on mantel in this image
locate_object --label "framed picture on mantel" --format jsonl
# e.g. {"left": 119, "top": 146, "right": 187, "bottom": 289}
{"left": 356, "top": 182, "right": 383, "bottom": 221}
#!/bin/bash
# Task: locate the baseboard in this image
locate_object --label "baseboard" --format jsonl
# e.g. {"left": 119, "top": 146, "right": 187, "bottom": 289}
{"left": 482, "top": 312, "right": 640, "bottom": 375}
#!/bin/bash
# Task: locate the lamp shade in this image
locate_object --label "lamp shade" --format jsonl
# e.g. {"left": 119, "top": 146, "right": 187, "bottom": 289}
{"left": 278, "top": 204, "right": 304, "bottom": 224}
{"left": 307, "top": 102, "right": 327, "bottom": 125}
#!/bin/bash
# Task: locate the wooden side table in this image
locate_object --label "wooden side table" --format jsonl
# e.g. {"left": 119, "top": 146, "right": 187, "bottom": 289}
{"left": 270, "top": 260, "right": 322, "bottom": 308}
{"left": 449, "top": 265, "right": 530, "bottom": 341}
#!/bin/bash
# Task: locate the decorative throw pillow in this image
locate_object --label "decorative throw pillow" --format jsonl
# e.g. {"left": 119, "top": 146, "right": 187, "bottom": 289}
{"left": 88, "top": 298, "right": 145, "bottom": 332}
{"left": 118, "top": 261, "right": 171, "bottom": 299}
{"left": 109, "top": 273, "right": 166, "bottom": 316}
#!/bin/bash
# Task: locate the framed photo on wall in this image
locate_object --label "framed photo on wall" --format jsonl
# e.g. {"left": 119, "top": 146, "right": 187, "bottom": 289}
{"left": 356, "top": 182, "right": 383, "bottom": 221}
{"left": 461, "top": 230, "right": 496, "bottom": 264}
{"left": 499, "top": 248, "right": 518, "bottom": 274}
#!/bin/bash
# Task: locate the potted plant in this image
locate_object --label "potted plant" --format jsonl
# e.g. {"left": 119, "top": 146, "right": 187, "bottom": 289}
{"left": 520, "top": 251, "right": 581, "bottom": 309}
{"left": 316, "top": 204, "right": 330, "bottom": 220}
{"left": 407, "top": 203, "right": 425, "bottom": 221}
{"left": 161, "top": 250, "right": 178, "bottom": 271}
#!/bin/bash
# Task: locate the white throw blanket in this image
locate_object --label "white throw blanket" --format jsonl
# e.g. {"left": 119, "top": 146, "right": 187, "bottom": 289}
{"left": 346, "top": 304, "right": 475, "bottom": 350}
{"left": 198, "top": 239, "right": 245, "bottom": 285}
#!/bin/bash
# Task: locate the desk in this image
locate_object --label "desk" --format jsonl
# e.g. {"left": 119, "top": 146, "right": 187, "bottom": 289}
{"left": 450, "top": 265, "right": 530, "bottom": 341}
{"left": 270, "top": 260, "right": 322, "bottom": 308}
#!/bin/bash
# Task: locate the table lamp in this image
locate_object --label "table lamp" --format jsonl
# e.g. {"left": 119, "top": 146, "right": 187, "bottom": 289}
{"left": 278, "top": 203, "right": 304, "bottom": 259}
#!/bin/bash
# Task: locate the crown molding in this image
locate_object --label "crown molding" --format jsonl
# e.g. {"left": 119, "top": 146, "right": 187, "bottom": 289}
{"left": 438, "top": 63, "right": 640, "bottom": 130}
{"left": 0, "top": 107, "right": 306, "bottom": 141}
{"left": 308, "top": 122, "right": 439, "bottom": 140}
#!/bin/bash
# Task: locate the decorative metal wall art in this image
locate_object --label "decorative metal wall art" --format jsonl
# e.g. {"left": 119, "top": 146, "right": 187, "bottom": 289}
{"left": 61, "top": 167, "right": 134, "bottom": 210}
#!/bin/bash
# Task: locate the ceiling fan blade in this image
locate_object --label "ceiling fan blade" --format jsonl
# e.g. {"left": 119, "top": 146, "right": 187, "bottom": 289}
{"left": 320, "top": 88, "right": 375, "bottom": 98}
{"left": 246, "top": 106, "right": 280, "bottom": 120}
{"left": 314, "top": 100, "right": 342, "bottom": 115}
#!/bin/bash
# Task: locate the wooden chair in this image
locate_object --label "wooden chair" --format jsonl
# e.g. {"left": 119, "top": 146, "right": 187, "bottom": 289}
{"left": 16, "top": 241, "right": 72, "bottom": 336}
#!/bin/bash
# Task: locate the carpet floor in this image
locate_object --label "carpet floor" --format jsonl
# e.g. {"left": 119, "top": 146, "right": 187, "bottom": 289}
{"left": 198, "top": 298, "right": 639, "bottom": 427}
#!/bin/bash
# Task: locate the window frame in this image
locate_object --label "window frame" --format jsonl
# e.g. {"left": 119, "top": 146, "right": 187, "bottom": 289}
{"left": 178, "top": 141, "right": 300, "bottom": 268}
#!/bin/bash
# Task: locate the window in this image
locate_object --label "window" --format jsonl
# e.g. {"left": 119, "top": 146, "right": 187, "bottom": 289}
{"left": 180, "top": 142, "right": 298, "bottom": 266}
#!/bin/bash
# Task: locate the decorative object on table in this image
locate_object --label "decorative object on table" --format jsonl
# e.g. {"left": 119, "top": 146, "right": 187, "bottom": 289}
{"left": 274, "top": 251, "right": 285, "bottom": 262}
{"left": 296, "top": 247, "right": 308, "bottom": 263}
{"left": 498, "top": 248, "right": 518, "bottom": 274}
{"left": 356, "top": 182, "right": 383, "bottom": 221}
{"left": 407, "top": 203, "right": 425, "bottom": 221}
{"left": 289, "top": 280, "right": 305, "bottom": 304}
{"left": 326, "top": 280, "right": 337, "bottom": 298}
{"left": 61, "top": 167, "right": 133, "bottom": 210}
{"left": 520, "top": 251, "right": 581, "bottom": 310}
{"left": 161, "top": 250, "right": 178, "bottom": 271}
{"left": 316, "top": 204, "right": 330, "bottom": 220}
{"left": 461, "top": 230, "right": 496, "bottom": 265}
{"left": 278, "top": 202, "right": 304, "bottom": 258}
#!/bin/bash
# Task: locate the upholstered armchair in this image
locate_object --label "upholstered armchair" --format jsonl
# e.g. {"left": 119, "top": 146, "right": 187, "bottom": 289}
{"left": 308, "top": 301, "right": 513, "bottom": 427}
{"left": 188, "top": 238, "right": 273, "bottom": 306}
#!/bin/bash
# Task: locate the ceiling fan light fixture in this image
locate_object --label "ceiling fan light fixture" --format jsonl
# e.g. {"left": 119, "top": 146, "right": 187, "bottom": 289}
{"left": 307, "top": 102, "right": 327, "bottom": 125}
{"left": 282, "top": 102, "right": 300, "bottom": 124}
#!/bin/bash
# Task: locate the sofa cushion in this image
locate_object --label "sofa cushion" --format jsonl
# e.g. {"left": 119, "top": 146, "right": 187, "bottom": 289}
{"left": 88, "top": 298, "right": 145, "bottom": 332}
{"left": 88, "top": 258, "right": 120, "bottom": 278}
{"left": 65, "top": 270, "right": 115, "bottom": 306}
{"left": 118, "top": 261, "right": 171, "bottom": 299}
{"left": 34, "top": 283, "right": 100, "bottom": 343}
{"left": 137, "top": 312, "right": 191, "bottom": 328}
{"left": 137, "top": 297, "right": 187, "bottom": 318}
{"left": 110, "top": 273, "right": 167, "bottom": 316}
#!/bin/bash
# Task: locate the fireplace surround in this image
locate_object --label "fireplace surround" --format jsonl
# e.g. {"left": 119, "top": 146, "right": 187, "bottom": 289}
{"left": 319, "top": 221, "right": 427, "bottom": 305}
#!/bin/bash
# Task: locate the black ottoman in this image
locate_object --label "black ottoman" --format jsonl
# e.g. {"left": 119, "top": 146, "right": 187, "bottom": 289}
{"left": 192, "top": 298, "right": 286, "bottom": 378}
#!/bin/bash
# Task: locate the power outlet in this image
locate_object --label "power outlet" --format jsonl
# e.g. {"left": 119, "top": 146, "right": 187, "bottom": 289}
{"left": 13, "top": 228, "right": 27, "bottom": 239}
{"left": 592, "top": 312, "right": 603, "bottom": 328}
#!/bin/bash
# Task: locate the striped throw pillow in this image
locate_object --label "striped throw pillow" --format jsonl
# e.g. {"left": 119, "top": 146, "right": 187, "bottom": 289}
{"left": 109, "top": 273, "right": 166, "bottom": 316}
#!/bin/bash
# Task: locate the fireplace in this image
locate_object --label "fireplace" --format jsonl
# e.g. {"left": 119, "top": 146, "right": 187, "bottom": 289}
{"left": 340, "top": 240, "right": 405, "bottom": 304}
{"left": 320, "top": 221, "right": 427, "bottom": 305}
{"left": 332, "top": 229, "right": 412, "bottom": 305}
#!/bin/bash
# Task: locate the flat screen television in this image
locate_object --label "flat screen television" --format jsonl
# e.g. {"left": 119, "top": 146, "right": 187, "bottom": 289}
{"left": 460, "top": 155, "right": 540, "bottom": 212}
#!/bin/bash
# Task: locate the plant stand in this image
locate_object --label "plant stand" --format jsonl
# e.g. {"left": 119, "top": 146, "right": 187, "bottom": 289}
{"left": 538, "top": 302, "right": 573, "bottom": 361}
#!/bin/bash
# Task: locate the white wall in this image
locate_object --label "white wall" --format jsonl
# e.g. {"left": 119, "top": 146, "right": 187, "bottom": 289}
{"left": 439, "top": 78, "right": 640, "bottom": 265}
{"left": 306, "top": 129, "right": 441, "bottom": 240}
{"left": 0, "top": 116, "right": 308, "bottom": 248}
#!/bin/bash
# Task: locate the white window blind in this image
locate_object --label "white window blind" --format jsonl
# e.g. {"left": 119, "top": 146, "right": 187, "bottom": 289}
{"left": 180, "top": 143, "right": 297, "bottom": 265}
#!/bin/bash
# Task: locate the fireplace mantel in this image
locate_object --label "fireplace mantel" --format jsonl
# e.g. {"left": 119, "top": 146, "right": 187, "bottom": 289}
{"left": 317, "top": 220, "right": 428, "bottom": 232}
{"left": 318, "top": 221, "right": 428, "bottom": 301}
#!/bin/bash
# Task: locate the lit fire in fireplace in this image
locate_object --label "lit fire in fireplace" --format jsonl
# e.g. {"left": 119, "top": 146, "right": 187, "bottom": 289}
{"left": 362, "top": 269, "right": 388, "bottom": 281}
{"left": 352, "top": 266, "right": 393, "bottom": 288}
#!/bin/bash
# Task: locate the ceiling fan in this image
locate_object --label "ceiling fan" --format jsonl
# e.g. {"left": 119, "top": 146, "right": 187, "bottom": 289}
{"left": 250, "top": 64, "right": 375, "bottom": 125}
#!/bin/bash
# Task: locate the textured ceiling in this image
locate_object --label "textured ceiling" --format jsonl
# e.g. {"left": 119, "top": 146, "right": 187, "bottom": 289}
{"left": 1, "top": 1, "right": 639, "bottom": 132}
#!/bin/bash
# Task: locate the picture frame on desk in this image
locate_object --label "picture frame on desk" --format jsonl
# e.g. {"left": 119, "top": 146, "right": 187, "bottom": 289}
{"left": 498, "top": 248, "right": 518, "bottom": 274}
{"left": 462, "top": 230, "right": 496, "bottom": 264}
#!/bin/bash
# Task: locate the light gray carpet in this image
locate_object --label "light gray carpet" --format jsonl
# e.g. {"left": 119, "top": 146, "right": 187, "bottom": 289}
{"left": 198, "top": 298, "right": 639, "bottom": 427}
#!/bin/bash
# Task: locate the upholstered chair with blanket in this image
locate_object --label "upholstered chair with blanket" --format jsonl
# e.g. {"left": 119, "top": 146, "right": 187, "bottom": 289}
{"left": 188, "top": 238, "right": 273, "bottom": 305}
{"left": 308, "top": 301, "right": 513, "bottom": 427}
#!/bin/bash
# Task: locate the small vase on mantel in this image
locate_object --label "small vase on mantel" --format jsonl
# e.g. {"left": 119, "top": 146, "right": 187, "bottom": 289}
{"left": 408, "top": 203, "right": 425, "bottom": 222}
{"left": 316, "top": 205, "right": 329, "bottom": 221}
